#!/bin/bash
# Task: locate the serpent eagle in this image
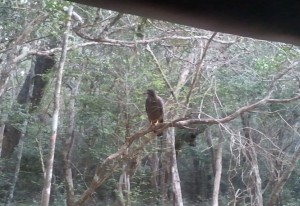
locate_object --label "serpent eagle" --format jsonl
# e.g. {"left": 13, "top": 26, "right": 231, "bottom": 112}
{"left": 145, "top": 89, "right": 164, "bottom": 136}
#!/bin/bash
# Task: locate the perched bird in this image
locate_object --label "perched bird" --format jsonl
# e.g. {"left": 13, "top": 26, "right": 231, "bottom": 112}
{"left": 145, "top": 89, "right": 164, "bottom": 136}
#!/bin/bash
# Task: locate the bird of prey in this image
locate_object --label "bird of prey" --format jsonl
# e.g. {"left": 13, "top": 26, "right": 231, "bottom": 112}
{"left": 145, "top": 89, "right": 164, "bottom": 136}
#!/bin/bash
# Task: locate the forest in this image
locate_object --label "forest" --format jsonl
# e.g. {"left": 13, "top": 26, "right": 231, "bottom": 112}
{"left": 0, "top": 1, "right": 300, "bottom": 206}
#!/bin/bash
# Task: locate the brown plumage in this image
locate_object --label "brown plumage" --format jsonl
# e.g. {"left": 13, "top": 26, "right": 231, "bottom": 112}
{"left": 145, "top": 89, "right": 164, "bottom": 136}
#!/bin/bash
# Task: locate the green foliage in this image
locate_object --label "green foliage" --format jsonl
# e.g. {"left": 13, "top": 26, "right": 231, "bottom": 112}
{"left": 6, "top": 105, "right": 30, "bottom": 131}
{"left": 44, "top": 0, "right": 69, "bottom": 13}
{"left": 2, "top": 1, "right": 300, "bottom": 205}
{"left": 282, "top": 171, "right": 300, "bottom": 206}
{"left": 216, "top": 67, "right": 265, "bottom": 111}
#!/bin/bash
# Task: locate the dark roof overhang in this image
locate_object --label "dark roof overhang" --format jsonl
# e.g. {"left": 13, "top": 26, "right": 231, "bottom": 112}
{"left": 68, "top": 0, "right": 300, "bottom": 45}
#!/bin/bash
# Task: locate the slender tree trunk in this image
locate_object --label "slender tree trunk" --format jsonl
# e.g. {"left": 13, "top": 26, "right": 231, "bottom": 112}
{"left": 159, "top": 128, "right": 183, "bottom": 206}
{"left": 212, "top": 129, "right": 223, "bottom": 206}
{"left": 169, "top": 128, "right": 183, "bottom": 206}
{"left": 116, "top": 84, "right": 134, "bottom": 206}
{"left": 5, "top": 123, "right": 26, "bottom": 206}
{"left": 117, "top": 150, "right": 138, "bottom": 206}
{"left": 192, "top": 158, "right": 200, "bottom": 199}
{"left": 241, "top": 113, "right": 263, "bottom": 206}
{"left": 0, "top": 66, "right": 9, "bottom": 151}
{"left": 62, "top": 79, "right": 80, "bottom": 206}
{"left": 0, "top": 72, "right": 10, "bottom": 99}
{"left": 125, "top": 173, "right": 131, "bottom": 206}
{"left": 160, "top": 131, "right": 170, "bottom": 205}
{"left": 117, "top": 146, "right": 129, "bottom": 206}
{"left": 0, "top": 121, "right": 5, "bottom": 156}
{"left": 150, "top": 142, "right": 159, "bottom": 191}
{"left": 41, "top": 6, "right": 73, "bottom": 206}
{"left": 268, "top": 146, "right": 300, "bottom": 206}
{"left": 205, "top": 128, "right": 215, "bottom": 176}
{"left": 117, "top": 164, "right": 127, "bottom": 206}
{"left": 117, "top": 165, "right": 132, "bottom": 206}
{"left": 248, "top": 139, "right": 263, "bottom": 206}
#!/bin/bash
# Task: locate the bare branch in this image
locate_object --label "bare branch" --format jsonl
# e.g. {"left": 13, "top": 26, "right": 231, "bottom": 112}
{"left": 99, "top": 13, "right": 123, "bottom": 36}
{"left": 63, "top": 6, "right": 84, "bottom": 25}
{"left": 267, "top": 145, "right": 300, "bottom": 206}
{"left": 12, "top": 41, "right": 134, "bottom": 64}
{"left": 14, "top": 13, "right": 49, "bottom": 46}
{"left": 267, "top": 95, "right": 300, "bottom": 103}
{"left": 75, "top": 81, "right": 300, "bottom": 205}
{"left": 169, "top": 93, "right": 300, "bottom": 128}
{"left": 145, "top": 44, "right": 176, "bottom": 100}
{"left": 185, "top": 32, "right": 217, "bottom": 105}
{"left": 12, "top": 33, "right": 239, "bottom": 64}
{"left": 41, "top": 6, "right": 73, "bottom": 206}
{"left": 267, "top": 61, "right": 299, "bottom": 91}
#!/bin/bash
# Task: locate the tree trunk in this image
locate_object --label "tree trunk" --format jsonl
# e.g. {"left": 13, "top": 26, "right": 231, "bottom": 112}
{"left": 169, "top": 128, "right": 183, "bottom": 206}
{"left": 159, "top": 131, "right": 170, "bottom": 205}
{"left": 1, "top": 54, "right": 55, "bottom": 158}
{"left": 192, "top": 158, "right": 200, "bottom": 200}
{"left": 150, "top": 145, "right": 159, "bottom": 191}
{"left": 41, "top": 6, "right": 72, "bottom": 206}
{"left": 205, "top": 128, "right": 216, "bottom": 177}
{"left": 5, "top": 60, "right": 35, "bottom": 206}
{"left": 0, "top": 13, "right": 48, "bottom": 99}
{"left": 267, "top": 145, "right": 300, "bottom": 206}
{"left": 241, "top": 113, "right": 263, "bottom": 206}
{"left": 212, "top": 129, "right": 223, "bottom": 206}
{"left": 159, "top": 128, "right": 183, "bottom": 206}
{"left": 117, "top": 164, "right": 127, "bottom": 206}
{"left": 5, "top": 58, "right": 34, "bottom": 206}
{"left": 117, "top": 150, "right": 138, "bottom": 206}
{"left": 5, "top": 121, "right": 26, "bottom": 206}
{"left": 0, "top": 71, "right": 10, "bottom": 99}
{"left": 248, "top": 140, "right": 263, "bottom": 206}
{"left": 0, "top": 122, "right": 5, "bottom": 156}
{"left": 62, "top": 79, "right": 80, "bottom": 206}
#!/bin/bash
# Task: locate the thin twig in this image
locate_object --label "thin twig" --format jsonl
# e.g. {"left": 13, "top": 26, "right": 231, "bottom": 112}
{"left": 145, "top": 44, "right": 177, "bottom": 101}
{"left": 185, "top": 32, "right": 217, "bottom": 105}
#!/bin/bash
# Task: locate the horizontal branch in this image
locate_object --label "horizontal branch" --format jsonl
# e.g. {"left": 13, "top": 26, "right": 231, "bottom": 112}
{"left": 75, "top": 31, "right": 235, "bottom": 44}
{"left": 12, "top": 41, "right": 134, "bottom": 64}
{"left": 76, "top": 88, "right": 300, "bottom": 205}
{"left": 172, "top": 94, "right": 300, "bottom": 128}
{"left": 267, "top": 95, "right": 300, "bottom": 103}
{"left": 13, "top": 34, "right": 231, "bottom": 63}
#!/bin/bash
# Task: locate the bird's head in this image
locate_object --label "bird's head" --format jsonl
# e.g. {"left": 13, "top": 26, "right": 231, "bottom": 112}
{"left": 146, "top": 89, "right": 156, "bottom": 97}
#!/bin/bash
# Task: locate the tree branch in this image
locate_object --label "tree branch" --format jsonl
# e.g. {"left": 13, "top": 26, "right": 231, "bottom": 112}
{"left": 145, "top": 44, "right": 176, "bottom": 100}
{"left": 12, "top": 34, "right": 238, "bottom": 64}
{"left": 185, "top": 32, "right": 217, "bottom": 105}
{"left": 75, "top": 82, "right": 300, "bottom": 205}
